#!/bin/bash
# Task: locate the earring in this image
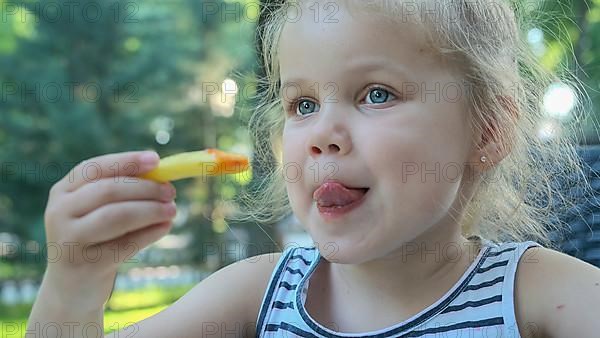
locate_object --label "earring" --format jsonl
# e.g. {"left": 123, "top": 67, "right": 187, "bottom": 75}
{"left": 480, "top": 155, "right": 487, "bottom": 163}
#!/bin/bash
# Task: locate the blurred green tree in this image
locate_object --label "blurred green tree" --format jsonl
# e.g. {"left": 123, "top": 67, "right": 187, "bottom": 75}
{"left": 0, "top": 0, "right": 276, "bottom": 277}
{"left": 527, "top": 0, "right": 600, "bottom": 142}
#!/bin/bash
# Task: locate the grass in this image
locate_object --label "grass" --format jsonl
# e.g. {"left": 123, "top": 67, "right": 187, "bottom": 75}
{"left": 0, "top": 284, "right": 195, "bottom": 337}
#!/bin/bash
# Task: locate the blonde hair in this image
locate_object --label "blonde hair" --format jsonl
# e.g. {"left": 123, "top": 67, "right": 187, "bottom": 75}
{"left": 232, "top": 0, "right": 594, "bottom": 249}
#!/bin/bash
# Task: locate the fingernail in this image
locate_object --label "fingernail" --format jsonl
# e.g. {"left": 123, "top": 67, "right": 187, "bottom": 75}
{"left": 140, "top": 151, "right": 159, "bottom": 168}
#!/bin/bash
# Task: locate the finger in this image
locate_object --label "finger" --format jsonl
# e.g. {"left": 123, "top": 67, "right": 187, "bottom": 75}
{"left": 109, "top": 221, "right": 173, "bottom": 262}
{"left": 56, "top": 151, "right": 160, "bottom": 193}
{"left": 63, "top": 178, "right": 176, "bottom": 218}
{"left": 73, "top": 200, "right": 177, "bottom": 244}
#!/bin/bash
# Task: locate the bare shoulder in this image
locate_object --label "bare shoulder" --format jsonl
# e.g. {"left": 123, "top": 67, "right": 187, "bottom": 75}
{"left": 106, "top": 251, "right": 283, "bottom": 338}
{"left": 514, "top": 246, "right": 600, "bottom": 338}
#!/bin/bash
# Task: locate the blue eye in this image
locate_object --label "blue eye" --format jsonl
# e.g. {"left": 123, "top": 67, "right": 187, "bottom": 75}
{"left": 365, "top": 87, "right": 395, "bottom": 104}
{"left": 291, "top": 99, "right": 320, "bottom": 116}
{"left": 286, "top": 86, "right": 398, "bottom": 117}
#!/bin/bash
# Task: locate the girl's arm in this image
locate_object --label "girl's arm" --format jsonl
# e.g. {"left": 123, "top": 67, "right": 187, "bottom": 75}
{"left": 105, "top": 251, "right": 281, "bottom": 338}
{"left": 28, "top": 267, "right": 105, "bottom": 336}
{"left": 514, "top": 247, "right": 600, "bottom": 338}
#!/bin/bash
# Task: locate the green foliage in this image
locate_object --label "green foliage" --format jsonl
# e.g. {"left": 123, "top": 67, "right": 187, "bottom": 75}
{"left": 533, "top": 0, "right": 600, "bottom": 141}
{"left": 0, "top": 284, "right": 193, "bottom": 337}
{"left": 105, "top": 284, "right": 195, "bottom": 311}
{"left": 0, "top": 0, "right": 276, "bottom": 279}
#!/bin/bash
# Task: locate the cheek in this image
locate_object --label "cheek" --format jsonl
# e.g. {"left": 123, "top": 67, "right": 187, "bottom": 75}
{"left": 282, "top": 125, "right": 303, "bottom": 163}
{"left": 281, "top": 129, "right": 310, "bottom": 213}
{"left": 371, "top": 123, "right": 465, "bottom": 220}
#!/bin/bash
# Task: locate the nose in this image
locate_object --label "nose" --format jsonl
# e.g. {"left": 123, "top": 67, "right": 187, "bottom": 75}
{"left": 307, "top": 112, "right": 353, "bottom": 159}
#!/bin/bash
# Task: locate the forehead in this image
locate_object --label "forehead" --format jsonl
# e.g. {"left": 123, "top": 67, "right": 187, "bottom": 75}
{"left": 278, "top": 0, "right": 444, "bottom": 82}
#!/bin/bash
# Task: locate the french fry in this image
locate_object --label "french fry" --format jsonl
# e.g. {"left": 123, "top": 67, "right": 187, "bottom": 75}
{"left": 140, "top": 149, "right": 250, "bottom": 183}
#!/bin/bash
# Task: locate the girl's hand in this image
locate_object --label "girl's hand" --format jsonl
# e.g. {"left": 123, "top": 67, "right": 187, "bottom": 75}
{"left": 42, "top": 151, "right": 177, "bottom": 304}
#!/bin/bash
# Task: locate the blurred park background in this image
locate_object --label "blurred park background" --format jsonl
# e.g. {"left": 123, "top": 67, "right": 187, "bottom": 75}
{"left": 1, "top": 0, "right": 600, "bottom": 336}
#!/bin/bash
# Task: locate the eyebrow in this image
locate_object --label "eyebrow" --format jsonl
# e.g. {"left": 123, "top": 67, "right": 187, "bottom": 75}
{"left": 280, "top": 58, "right": 415, "bottom": 90}
{"left": 346, "top": 58, "right": 416, "bottom": 81}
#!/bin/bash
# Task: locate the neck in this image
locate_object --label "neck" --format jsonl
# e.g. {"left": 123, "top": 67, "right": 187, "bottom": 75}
{"left": 326, "top": 224, "right": 483, "bottom": 304}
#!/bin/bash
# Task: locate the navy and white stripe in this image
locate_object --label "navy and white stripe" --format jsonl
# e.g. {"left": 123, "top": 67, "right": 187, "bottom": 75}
{"left": 256, "top": 238, "right": 541, "bottom": 337}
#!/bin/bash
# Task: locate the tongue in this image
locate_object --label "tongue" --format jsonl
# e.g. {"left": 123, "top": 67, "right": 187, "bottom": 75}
{"left": 315, "top": 183, "right": 368, "bottom": 207}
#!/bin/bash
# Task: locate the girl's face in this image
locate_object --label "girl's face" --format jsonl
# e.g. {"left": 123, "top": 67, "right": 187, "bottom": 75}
{"left": 280, "top": 2, "right": 479, "bottom": 264}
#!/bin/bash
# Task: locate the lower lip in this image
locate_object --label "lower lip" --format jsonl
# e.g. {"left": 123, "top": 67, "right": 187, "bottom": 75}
{"left": 316, "top": 189, "right": 369, "bottom": 221}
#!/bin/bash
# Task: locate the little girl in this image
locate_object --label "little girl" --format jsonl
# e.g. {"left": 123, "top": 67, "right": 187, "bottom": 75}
{"left": 28, "top": 0, "right": 600, "bottom": 337}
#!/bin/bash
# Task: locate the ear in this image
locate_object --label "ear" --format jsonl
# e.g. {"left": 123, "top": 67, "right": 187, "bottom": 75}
{"left": 469, "top": 95, "right": 518, "bottom": 172}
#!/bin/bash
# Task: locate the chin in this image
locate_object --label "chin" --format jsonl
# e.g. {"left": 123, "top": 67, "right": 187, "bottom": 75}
{"left": 309, "top": 235, "right": 381, "bottom": 265}
{"left": 320, "top": 248, "right": 381, "bottom": 265}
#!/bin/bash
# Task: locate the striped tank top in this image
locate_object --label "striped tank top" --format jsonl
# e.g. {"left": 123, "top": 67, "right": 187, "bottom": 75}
{"left": 256, "top": 238, "right": 542, "bottom": 337}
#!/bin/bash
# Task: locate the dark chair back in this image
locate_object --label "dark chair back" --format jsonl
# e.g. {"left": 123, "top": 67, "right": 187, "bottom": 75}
{"left": 551, "top": 145, "right": 600, "bottom": 267}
